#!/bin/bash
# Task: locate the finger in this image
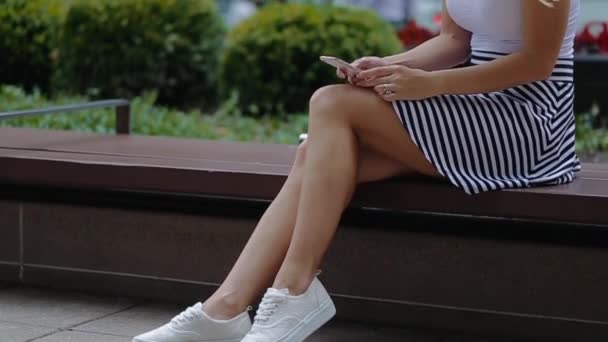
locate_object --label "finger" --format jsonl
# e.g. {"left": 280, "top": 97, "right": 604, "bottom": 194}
{"left": 373, "top": 84, "right": 398, "bottom": 102}
{"left": 381, "top": 92, "right": 398, "bottom": 102}
{"left": 356, "top": 75, "right": 393, "bottom": 88}
{"left": 350, "top": 72, "right": 366, "bottom": 85}
{"left": 373, "top": 84, "right": 386, "bottom": 95}
{"left": 353, "top": 58, "right": 374, "bottom": 70}
{"left": 351, "top": 58, "right": 366, "bottom": 68}
{"left": 373, "top": 83, "right": 395, "bottom": 96}
{"left": 358, "top": 65, "right": 401, "bottom": 80}
{"left": 338, "top": 67, "right": 357, "bottom": 79}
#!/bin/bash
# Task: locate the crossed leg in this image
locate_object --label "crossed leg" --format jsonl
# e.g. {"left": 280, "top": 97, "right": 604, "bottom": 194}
{"left": 203, "top": 85, "right": 440, "bottom": 318}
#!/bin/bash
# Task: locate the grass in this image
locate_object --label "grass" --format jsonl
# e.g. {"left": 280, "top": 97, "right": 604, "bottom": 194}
{"left": 0, "top": 85, "right": 309, "bottom": 145}
{"left": 575, "top": 112, "right": 608, "bottom": 154}
{"left": 2, "top": 84, "right": 608, "bottom": 154}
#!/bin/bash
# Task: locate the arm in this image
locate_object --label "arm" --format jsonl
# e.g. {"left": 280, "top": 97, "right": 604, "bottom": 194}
{"left": 382, "top": 0, "right": 472, "bottom": 71}
{"left": 357, "top": 0, "right": 571, "bottom": 101}
{"left": 433, "top": 0, "right": 571, "bottom": 95}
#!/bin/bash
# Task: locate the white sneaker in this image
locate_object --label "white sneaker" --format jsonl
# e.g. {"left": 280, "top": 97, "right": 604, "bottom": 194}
{"left": 242, "top": 277, "right": 336, "bottom": 342}
{"left": 132, "top": 302, "right": 251, "bottom": 342}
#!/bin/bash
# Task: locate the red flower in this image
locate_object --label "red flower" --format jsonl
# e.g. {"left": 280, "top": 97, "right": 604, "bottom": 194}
{"left": 575, "top": 22, "right": 608, "bottom": 54}
{"left": 397, "top": 20, "right": 437, "bottom": 49}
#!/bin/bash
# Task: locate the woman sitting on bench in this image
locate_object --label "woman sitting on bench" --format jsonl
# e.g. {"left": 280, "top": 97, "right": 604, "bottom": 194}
{"left": 134, "top": 0, "right": 581, "bottom": 341}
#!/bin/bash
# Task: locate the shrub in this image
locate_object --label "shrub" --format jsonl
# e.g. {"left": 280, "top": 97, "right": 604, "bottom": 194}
{"left": 0, "top": 85, "right": 309, "bottom": 144}
{"left": 0, "top": 0, "right": 66, "bottom": 91}
{"left": 576, "top": 112, "right": 608, "bottom": 153}
{"left": 220, "top": 3, "right": 402, "bottom": 115}
{"left": 56, "top": 0, "right": 225, "bottom": 108}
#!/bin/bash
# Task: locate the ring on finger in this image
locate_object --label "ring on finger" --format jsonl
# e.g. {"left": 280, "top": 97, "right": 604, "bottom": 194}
{"left": 382, "top": 85, "right": 394, "bottom": 96}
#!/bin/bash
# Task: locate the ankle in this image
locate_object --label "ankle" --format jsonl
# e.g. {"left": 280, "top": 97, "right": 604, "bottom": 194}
{"left": 273, "top": 272, "right": 316, "bottom": 296}
{"left": 202, "top": 291, "right": 249, "bottom": 320}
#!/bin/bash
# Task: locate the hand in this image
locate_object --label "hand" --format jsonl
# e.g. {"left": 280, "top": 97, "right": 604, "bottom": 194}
{"left": 336, "top": 56, "right": 388, "bottom": 84}
{"left": 352, "top": 56, "right": 388, "bottom": 70}
{"left": 356, "top": 65, "right": 442, "bottom": 101}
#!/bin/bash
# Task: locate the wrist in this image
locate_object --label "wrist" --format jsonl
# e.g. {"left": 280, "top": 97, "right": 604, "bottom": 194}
{"left": 382, "top": 54, "right": 410, "bottom": 67}
{"left": 430, "top": 71, "right": 449, "bottom": 96}
{"left": 381, "top": 55, "right": 398, "bottom": 65}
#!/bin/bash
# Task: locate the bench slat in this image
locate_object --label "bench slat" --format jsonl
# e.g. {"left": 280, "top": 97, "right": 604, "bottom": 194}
{"left": 1, "top": 149, "right": 607, "bottom": 226}
{"left": 1, "top": 145, "right": 605, "bottom": 186}
{"left": 0, "top": 128, "right": 295, "bottom": 165}
{"left": 1, "top": 128, "right": 607, "bottom": 226}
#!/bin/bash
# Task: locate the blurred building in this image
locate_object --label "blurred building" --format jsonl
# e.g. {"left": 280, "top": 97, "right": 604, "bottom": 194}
{"left": 580, "top": 0, "right": 608, "bottom": 30}
{"left": 333, "top": 0, "right": 411, "bottom": 23}
{"left": 219, "top": 0, "right": 257, "bottom": 26}
{"left": 218, "top": 0, "right": 607, "bottom": 30}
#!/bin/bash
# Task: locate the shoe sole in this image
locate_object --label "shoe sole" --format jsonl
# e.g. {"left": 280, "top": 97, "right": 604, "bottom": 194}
{"left": 277, "top": 298, "right": 336, "bottom": 342}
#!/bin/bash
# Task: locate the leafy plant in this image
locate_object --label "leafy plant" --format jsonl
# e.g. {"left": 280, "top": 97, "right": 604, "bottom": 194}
{"left": 0, "top": 0, "right": 67, "bottom": 91}
{"left": 220, "top": 2, "right": 402, "bottom": 115}
{"left": 55, "top": 0, "right": 225, "bottom": 108}
{"left": 0, "top": 85, "right": 308, "bottom": 144}
{"left": 576, "top": 112, "right": 608, "bottom": 153}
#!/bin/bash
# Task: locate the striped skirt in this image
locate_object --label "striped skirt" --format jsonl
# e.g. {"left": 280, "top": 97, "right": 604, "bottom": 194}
{"left": 392, "top": 50, "right": 581, "bottom": 195}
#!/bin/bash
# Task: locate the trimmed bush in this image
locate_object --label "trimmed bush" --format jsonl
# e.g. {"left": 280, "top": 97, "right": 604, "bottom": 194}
{"left": 56, "top": 0, "right": 225, "bottom": 108}
{"left": 0, "top": 85, "right": 309, "bottom": 145}
{"left": 220, "top": 3, "right": 402, "bottom": 115}
{"left": 0, "top": 0, "right": 66, "bottom": 91}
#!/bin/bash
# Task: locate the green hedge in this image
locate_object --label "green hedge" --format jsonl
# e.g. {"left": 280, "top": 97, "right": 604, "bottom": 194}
{"left": 220, "top": 3, "right": 402, "bottom": 115}
{"left": 55, "top": 0, "right": 225, "bottom": 108}
{"left": 0, "top": 85, "right": 308, "bottom": 144}
{"left": 0, "top": 0, "right": 66, "bottom": 91}
{"left": 2, "top": 83, "right": 608, "bottom": 153}
{"left": 576, "top": 112, "right": 608, "bottom": 153}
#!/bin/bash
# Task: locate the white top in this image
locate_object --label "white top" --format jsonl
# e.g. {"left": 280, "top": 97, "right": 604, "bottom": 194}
{"left": 446, "top": 0, "right": 580, "bottom": 58}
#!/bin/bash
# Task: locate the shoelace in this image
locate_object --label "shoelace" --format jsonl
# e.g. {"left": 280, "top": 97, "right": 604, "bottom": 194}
{"left": 253, "top": 290, "right": 287, "bottom": 324}
{"left": 171, "top": 305, "right": 201, "bottom": 326}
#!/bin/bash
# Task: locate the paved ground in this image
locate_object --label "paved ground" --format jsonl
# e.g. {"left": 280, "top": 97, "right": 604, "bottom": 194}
{"left": 0, "top": 284, "right": 515, "bottom": 342}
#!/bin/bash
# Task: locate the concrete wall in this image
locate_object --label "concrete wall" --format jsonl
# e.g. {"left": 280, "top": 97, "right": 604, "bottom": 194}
{"left": 2, "top": 199, "right": 608, "bottom": 340}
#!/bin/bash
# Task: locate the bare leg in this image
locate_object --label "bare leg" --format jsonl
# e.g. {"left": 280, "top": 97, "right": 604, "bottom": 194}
{"left": 203, "top": 142, "right": 411, "bottom": 319}
{"left": 273, "top": 85, "right": 440, "bottom": 293}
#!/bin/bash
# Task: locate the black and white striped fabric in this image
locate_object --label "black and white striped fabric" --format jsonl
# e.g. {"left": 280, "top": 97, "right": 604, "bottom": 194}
{"left": 392, "top": 50, "right": 581, "bottom": 195}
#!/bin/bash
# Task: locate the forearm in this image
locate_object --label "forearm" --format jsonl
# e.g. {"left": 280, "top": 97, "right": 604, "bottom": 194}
{"left": 382, "top": 34, "right": 471, "bottom": 71}
{"left": 433, "top": 52, "right": 554, "bottom": 95}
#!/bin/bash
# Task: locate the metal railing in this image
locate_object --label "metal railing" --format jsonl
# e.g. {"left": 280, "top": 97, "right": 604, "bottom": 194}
{"left": 0, "top": 99, "right": 131, "bottom": 135}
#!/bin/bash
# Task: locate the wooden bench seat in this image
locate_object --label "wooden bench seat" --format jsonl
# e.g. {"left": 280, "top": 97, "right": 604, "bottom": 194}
{"left": 1, "top": 127, "right": 608, "bottom": 341}
{"left": 1, "top": 127, "right": 607, "bottom": 226}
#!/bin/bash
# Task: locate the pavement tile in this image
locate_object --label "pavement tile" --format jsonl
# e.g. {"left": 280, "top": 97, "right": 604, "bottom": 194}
{"left": 75, "top": 302, "right": 443, "bottom": 341}
{"left": 73, "top": 303, "right": 181, "bottom": 337}
{"left": 0, "top": 287, "right": 133, "bottom": 329}
{"left": 32, "top": 331, "right": 131, "bottom": 342}
{"left": 0, "top": 321, "right": 57, "bottom": 342}
{"left": 441, "top": 334, "right": 520, "bottom": 342}
{"left": 309, "top": 321, "right": 441, "bottom": 342}
{"left": 0, "top": 287, "right": 525, "bottom": 342}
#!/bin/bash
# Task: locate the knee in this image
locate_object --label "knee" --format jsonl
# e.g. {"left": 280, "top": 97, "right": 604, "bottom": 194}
{"left": 309, "top": 85, "right": 353, "bottom": 121}
{"left": 310, "top": 85, "right": 344, "bottom": 109}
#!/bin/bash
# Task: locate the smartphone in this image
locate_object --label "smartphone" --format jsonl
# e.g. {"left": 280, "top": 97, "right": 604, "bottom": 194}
{"left": 320, "top": 56, "right": 360, "bottom": 77}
